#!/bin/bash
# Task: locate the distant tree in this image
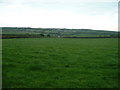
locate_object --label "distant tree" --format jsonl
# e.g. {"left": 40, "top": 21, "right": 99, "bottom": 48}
{"left": 118, "top": 34, "right": 120, "bottom": 38}
{"left": 40, "top": 34, "right": 44, "bottom": 37}
{"left": 110, "top": 34, "right": 118, "bottom": 38}
{"left": 47, "top": 34, "right": 51, "bottom": 37}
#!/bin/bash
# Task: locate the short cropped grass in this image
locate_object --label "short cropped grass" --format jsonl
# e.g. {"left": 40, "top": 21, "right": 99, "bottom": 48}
{"left": 2, "top": 38, "right": 118, "bottom": 88}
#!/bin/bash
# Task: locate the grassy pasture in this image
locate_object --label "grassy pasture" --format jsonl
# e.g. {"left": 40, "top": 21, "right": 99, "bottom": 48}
{"left": 2, "top": 38, "right": 118, "bottom": 88}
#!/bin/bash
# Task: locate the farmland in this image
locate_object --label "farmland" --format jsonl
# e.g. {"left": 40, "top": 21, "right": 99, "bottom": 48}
{"left": 1, "top": 27, "right": 119, "bottom": 38}
{"left": 2, "top": 38, "right": 118, "bottom": 88}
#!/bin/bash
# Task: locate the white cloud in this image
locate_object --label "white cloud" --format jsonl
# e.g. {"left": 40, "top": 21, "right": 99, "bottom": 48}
{"left": 0, "top": 0, "right": 119, "bottom": 3}
{"left": 0, "top": 0, "right": 118, "bottom": 31}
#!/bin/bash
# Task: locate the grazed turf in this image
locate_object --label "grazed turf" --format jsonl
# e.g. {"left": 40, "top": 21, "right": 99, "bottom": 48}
{"left": 2, "top": 38, "right": 118, "bottom": 88}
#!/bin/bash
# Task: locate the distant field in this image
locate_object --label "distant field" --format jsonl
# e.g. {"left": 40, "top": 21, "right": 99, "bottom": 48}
{"left": 2, "top": 38, "right": 118, "bottom": 88}
{"left": 2, "top": 27, "right": 119, "bottom": 38}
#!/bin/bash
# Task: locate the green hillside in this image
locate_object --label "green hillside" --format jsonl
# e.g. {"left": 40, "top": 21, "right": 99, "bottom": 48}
{"left": 1, "top": 27, "right": 119, "bottom": 38}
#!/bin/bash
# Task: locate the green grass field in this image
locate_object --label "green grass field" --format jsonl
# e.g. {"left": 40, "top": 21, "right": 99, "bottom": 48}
{"left": 2, "top": 38, "right": 118, "bottom": 88}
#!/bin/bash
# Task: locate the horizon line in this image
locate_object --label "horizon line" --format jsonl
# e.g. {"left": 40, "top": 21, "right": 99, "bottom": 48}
{"left": 0, "top": 26, "right": 118, "bottom": 32}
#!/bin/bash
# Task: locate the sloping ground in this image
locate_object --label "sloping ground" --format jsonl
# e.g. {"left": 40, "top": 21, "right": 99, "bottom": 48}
{"left": 1, "top": 27, "right": 119, "bottom": 38}
{"left": 1, "top": 34, "right": 50, "bottom": 39}
{"left": 3, "top": 38, "right": 118, "bottom": 88}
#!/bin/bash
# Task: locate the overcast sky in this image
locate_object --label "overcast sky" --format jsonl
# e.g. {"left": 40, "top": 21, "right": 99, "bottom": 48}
{"left": 0, "top": 0, "right": 119, "bottom": 31}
